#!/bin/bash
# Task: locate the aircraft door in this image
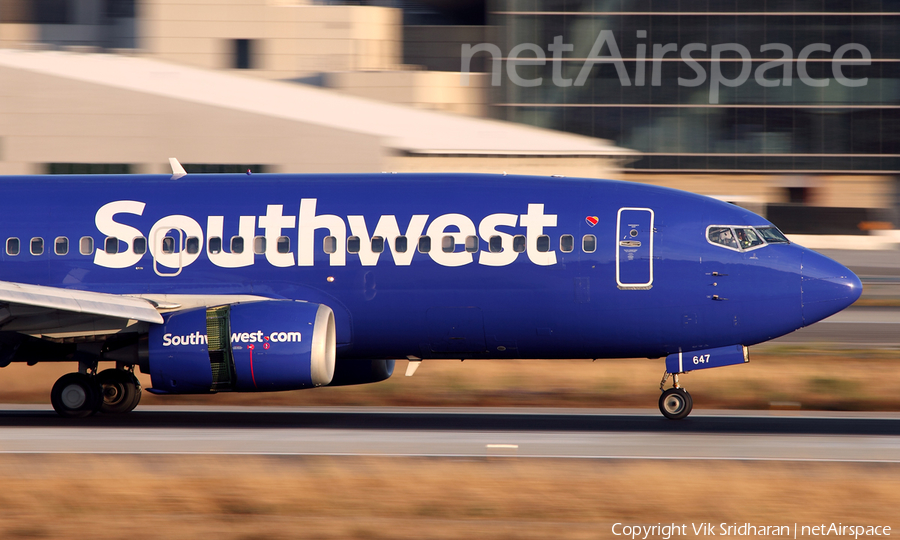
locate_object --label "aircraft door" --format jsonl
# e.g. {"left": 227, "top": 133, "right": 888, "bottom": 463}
{"left": 150, "top": 217, "right": 204, "bottom": 277}
{"left": 616, "top": 208, "right": 654, "bottom": 289}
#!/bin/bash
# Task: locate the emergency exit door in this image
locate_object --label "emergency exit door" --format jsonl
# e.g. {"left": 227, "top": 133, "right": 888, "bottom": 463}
{"left": 616, "top": 208, "right": 654, "bottom": 289}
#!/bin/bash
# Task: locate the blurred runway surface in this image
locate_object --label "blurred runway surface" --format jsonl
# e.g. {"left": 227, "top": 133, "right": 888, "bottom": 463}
{"left": 771, "top": 306, "right": 900, "bottom": 347}
{"left": 1, "top": 406, "right": 899, "bottom": 462}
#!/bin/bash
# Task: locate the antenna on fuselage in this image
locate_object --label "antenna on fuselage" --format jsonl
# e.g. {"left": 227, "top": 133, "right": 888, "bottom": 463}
{"left": 168, "top": 158, "right": 187, "bottom": 180}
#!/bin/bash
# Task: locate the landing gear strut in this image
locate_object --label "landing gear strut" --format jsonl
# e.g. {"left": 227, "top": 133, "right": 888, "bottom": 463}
{"left": 659, "top": 371, "right": 693, "bottom": 420}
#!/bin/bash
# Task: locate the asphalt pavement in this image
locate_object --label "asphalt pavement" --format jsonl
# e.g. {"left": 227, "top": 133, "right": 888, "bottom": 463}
{"left": 1, "top": 406, "right": 899, "bottom": 462}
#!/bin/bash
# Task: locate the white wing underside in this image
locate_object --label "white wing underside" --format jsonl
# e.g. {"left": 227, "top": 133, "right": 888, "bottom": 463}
{"left": 0, "top": 281, "right": 164, "bottom": 324}
{"left": 0, "top": 281, "right": 162, "bottom": 340}
{"left": 0, "top": 281, "right": 271, "bottom": 340}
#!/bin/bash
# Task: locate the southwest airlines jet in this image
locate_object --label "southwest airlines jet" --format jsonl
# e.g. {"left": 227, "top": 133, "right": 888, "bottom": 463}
{"left": 0, "top": 167, "right": 861, "bottom": 419}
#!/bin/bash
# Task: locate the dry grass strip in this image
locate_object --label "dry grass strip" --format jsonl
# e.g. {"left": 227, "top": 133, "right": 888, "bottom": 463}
{"left": 0, "top": 456, "right": 897, "bottom": 539}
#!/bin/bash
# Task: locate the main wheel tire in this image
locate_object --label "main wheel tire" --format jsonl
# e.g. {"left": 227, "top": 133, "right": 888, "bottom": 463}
{"left": 659, "top": 388, "right": 692, "bottom": 420}
{"left": 97, "top": 369, "right": 140, "bottom": 414}
{"left": 51, "top": 373, "right": 101, "bottom": 418}
{"left": 128, "top": 378, "right": 142, "bottom": 412}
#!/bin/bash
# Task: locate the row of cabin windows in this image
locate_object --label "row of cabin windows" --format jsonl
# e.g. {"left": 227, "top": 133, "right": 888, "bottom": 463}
{"left": 333, "top": 234, "right": 596, "bottom": 254}
{"left": 6, "top": 236, "right": 94, "bottom": 256}
{"left": 5, "top": 235, "right": 284, "bottom": 257}
{"left": 5, "top": 234, "right": 600, "bottom": 257}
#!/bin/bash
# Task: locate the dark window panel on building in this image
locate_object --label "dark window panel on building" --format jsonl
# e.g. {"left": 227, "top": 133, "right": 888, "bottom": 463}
{"left": 34, "top": 0, "right": 70, "bottom": 24}
{"left": 105, "top": 0, "right": 136, "bottom": 18}
{"left": 182, "top": 164, "right": 268, "bottom": 174}
{"left": 0, "top": 0, "right": 31, "bottom": 23}
{"left": 46, "top": 163, "right": 132, "bottom": 174}
{"left": 495, "top": 4, "right": 900, "bottom": 172}
{"left": 233, "top": 39, "right": 254, "bottom": 70}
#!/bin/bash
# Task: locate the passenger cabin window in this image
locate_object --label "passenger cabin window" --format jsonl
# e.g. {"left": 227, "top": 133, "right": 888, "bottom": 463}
{"left": 231, "top": 236, "right": 244, "bottom": 254}
{"left": 512, "top": 235, "right": 526, "bottom": 253}
{"left": 536, "top": 235, "right": 550, "bottom": 253}
{"left": 208, "top": 236, "right": 222, "bottom": 254}
{"left": 442, "top": 236, "right": 455, "bottom": 253}
{"left": 489, "top": 235, "right": 502, "bottom": 253}
{"left": 582, "top": 234, "right": 596, "bottom": 253}
{"left": 418, "top": 236, "right": 431, "bottom": 253}
{"left": 276, "top": 236, "right": 290, "bottom": 254}
{"left": 162, "top": 236, "right": 175, "bottom": 254}
{"left": 465, "top": 235, "right": 478, "bottom": 253}
{"left": 254, "top": 236, "right": 266, "bottom": 254}
{"left": 186, "top": 237, "right": 200, "bottom": 254}
{"left": 105, "top": 237, "right": 118, "bottom": 255}
{"left": 394, "top": 236, "right": 407, "bottom": 253}
{"left": 323, "top": 236, "right": 337, "bottom": 254}
{"left": 756, "top": 226, "right": 789, "bottom": 244}
{"left": 80, "top": 236, "right": 93, "bottom": 255}
{"left": 371, "top": 236, "right": 384, "bottom": 253}
{"left": 347, "top": 236, "right": 360, "bottom": 253}
{"left": 560, "top": 234, "right": 574, "bottom": 253}
{"left": 133, "top": 236, "right": 147, "bottom": 255}
{"left": 55, "top": 237, "right": 68, "bottom": 256}
{"left": 31, "top": 237, "right": 44, "bottom": 256}
{"left": 707, "top": 227, "right": 739, "bottom": 250}
{"left": 6, "top": 238, "right": 19, "bottom": 256}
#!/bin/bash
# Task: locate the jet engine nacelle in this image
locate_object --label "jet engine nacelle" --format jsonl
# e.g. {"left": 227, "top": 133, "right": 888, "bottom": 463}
{"left": 147, "top": 301, "right": 335, "bottom": 394}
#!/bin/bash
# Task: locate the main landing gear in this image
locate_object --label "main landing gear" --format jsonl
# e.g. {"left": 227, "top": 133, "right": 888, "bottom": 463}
{"left": 659, "top": 371, "right": 692, "bottom": 420}
{"left": 50, "top": 365, "right": 142, "bottom": 418}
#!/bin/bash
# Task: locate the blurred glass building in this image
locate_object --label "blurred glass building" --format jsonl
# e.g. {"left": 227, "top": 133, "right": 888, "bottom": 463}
{"left": 3, "top": 0, "right": 899, "bottom": 227}
{"left": 490, "top": 0, "right": 900, "bottom": 177}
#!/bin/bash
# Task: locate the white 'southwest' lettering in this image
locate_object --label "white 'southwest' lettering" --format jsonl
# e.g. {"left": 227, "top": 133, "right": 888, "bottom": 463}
{"left": 149, "top": 215, "right": 204, "bottom": 269}
{"left": 347, "top": 214, "right": 429, "bottom": 266}
{"left": 94, "top": 199, "right": 560, "bottom": 270}
{"left": 478, "top": 212, "right": 518, "bottom": 267}
{"left": 259, "top": 204, "right": 296, "bottom": 267}
{"left": 162, "top": 332, "right": 209, "bottom": 347}
{"left": 426, "top": 213, "right": 477, "bottom": 267}
{"left": 298, "top": 199, "right": 345, "bottom": 267}
{"left": 94, "top": 200, "right": 145, "bottom": 268}
{"left": 207, "top": 215, "right": 255, "bottom": 268}
{"left": 229, "top": 331, "right": 302, "bottom": 344}
{"left": 161, "top": 330, "right": 302, "bottom": 346}
{"left": 519, "top": 203, "right": 557, "bottom": 266}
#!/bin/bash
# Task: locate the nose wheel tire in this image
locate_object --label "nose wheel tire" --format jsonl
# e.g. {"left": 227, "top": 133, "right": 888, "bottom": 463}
{"left": 659, "top": 388, "right": 693, "bottom": 420}
{"left": 97, "top": 369, "right": 142, "bottom": 414}
{"left": 51, "top": 373, "right": 102, "bottom": 418}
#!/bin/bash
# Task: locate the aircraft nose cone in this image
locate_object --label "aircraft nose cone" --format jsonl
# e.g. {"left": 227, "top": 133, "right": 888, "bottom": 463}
{"left": 801, "top": 251, "right": 862, "bottom": 326}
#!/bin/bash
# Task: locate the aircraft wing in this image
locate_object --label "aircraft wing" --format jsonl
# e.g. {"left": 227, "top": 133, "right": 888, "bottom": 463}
{"left": 0, "top": 281, "right": 163, "bottom": 338}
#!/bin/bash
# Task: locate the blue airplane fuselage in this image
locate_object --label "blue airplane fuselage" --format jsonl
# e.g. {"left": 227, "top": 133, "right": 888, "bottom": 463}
{"left": 0, "top": 173, "right": 859, "bottom": 362}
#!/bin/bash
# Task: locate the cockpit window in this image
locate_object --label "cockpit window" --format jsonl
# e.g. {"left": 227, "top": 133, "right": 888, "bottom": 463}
{"left": 708, "top": 225, "right": 777, "bottom": 251}
{"left": 756, "top": 226, "right": 790, "bottom": 244}
{"left": 708, "top": 226, "right": 739, "bottom": 250}
{"left": 734, "top": 227, "right": 765, "bottom": 250}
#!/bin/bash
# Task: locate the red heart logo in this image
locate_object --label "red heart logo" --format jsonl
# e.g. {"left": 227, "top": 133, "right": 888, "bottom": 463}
{"left": 585, "top": 216, "right": 599, "bottom": 227}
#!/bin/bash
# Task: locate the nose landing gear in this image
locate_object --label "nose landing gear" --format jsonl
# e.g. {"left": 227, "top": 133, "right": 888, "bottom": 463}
{"left": 659, "top": 371, "right": 693, "bottom": 420}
